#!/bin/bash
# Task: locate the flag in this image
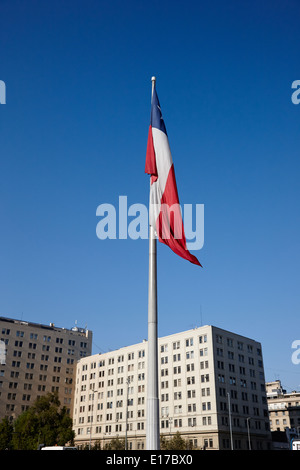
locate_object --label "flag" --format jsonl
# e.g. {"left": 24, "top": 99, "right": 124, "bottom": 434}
{"left": 145, "top": 84, "right": 201, "bottom": 267}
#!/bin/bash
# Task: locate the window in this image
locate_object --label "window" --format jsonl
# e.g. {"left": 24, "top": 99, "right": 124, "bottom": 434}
{"left": 229, "top": 376, "right": 236, "bottom": 385}
{"left": 174, "top": 419, "right": 182, "bottom": 428}
{"left": 188, "top": 403, "right": 196, "bottom": 412}
{"left": 188, "top": 417, "right": 196, "bottom": 427}
{"left": 187, "top": 376, "right": 195, "bottom": 385}
{"left": 2, "top": 328, "right": 10, "bottom": 335}
{"left": 174, "top": 405, "right": 182, "bottom": 414}
{"left": 161, "top": 420, "right": 168, "bottom": 429}
{"left": 201, "top": 374, "right": 209, "bottom": 383}
{"left": 216, "top": 334, "right": 223, "bottom": 344}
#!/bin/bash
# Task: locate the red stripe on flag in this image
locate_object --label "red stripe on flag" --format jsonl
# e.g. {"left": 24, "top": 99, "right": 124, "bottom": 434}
{"left": 156, "top": 165, "right": 202, "bottom": 266}
{"left": 145, "top": 126, "right": 158, "bottom": 183}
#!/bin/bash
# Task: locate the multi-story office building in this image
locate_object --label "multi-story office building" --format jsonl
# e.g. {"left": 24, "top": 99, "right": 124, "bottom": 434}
{"left": 73, "top": 325, "right": 272, "bottom": 450}
{"left": 266, "top": 380, "right": 300, "bottom": 433}
{"left": 0, "top": 316, "right": 92, "bottom": 420}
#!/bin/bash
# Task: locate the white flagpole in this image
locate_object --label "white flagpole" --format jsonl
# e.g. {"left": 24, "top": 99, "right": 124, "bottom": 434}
{"left": 146, "top": 76, "right": 160, "bottom": 450}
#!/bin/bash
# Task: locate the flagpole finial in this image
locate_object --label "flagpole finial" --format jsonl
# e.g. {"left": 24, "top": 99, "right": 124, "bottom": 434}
{"left": 151, "top": 77, "right": 156, "bottom": 98}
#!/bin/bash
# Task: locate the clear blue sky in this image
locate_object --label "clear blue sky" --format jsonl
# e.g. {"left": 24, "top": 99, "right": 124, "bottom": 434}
{"left": 1, "top": 0, "right": 299, "bottom": 391}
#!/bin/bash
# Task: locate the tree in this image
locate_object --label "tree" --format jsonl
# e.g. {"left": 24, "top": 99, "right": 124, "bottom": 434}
{"left": 92, "top": 440, "right": 102, "bottom": 450}
{"left": 11, "top": 392, "right": 75, "bottom": 450}
{"left": 82, "top": 440, "right": 102, "bottom": 450}
{"left": 0, "top": 417, "right": 13, "bottom": 450}
{"left": 104, "top": 437, "right": 125, "bottom": 450}
{"left": 160, "top": 432, "right": 196, "bottom": 450}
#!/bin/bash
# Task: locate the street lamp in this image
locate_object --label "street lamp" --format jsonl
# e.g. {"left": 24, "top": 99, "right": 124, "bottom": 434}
{"left": 227, "top": 392, "right": 233, "bottom": 450}
{"left": 246, "top": 417, "right": 251, "bottom": 450}
{"left": 89, "top": 389, "right": 98, "bottom": 450}
{"left": 169, "top": 417, "right": 173, "bottom": 437}
{"left": 125, "top": 377, "right": 130, "bottom": 450}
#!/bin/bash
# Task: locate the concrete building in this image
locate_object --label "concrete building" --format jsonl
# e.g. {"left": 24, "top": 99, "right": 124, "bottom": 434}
{"left": 0, "top": 316, "right": 92, "bottom": 420}
{"left": 266, "top": 380, "right": 300, "bottom": 433}
{"left": 73, "top": 325, "right": 271, "bottom": 450}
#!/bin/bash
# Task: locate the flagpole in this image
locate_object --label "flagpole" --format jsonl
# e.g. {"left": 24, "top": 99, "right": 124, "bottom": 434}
{"left": 146, "top": 76, "right": 160, "bottom": 450}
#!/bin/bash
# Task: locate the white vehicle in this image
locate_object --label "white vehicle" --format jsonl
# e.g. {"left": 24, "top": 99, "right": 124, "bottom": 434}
{"left": 291, "top": 439, "right": 300, "bottom": 450}
{"left": 41, "top": 446, "right": 77, "bottom": 450}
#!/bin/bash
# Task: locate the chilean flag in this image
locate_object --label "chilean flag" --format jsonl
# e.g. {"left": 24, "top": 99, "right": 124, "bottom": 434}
{"left": 145, "top": 84, "right": 201, "bottom": 267}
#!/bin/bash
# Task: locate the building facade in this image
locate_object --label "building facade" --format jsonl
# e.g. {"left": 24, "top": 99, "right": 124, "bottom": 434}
{"left": 266, "top": 380, "right": 300, "bottom": 433}
{"left": 0, "top": 316, "right": 92, "bottom": 420}
{"left": 73, "top": 325, "right": 272, "bottom": 450}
